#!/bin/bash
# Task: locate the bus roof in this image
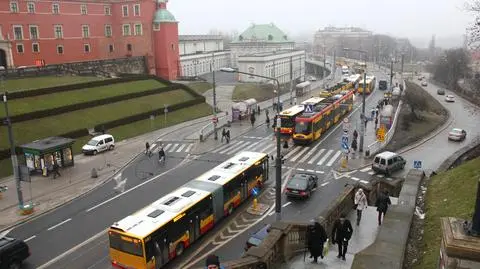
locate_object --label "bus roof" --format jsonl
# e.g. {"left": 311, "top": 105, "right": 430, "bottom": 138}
{"left": 279, "top": 105, "right": 305, "bottom": 116}
{"left": 296, "top": 81, "right": 311, "bottom": 88}
{"left": 110, "top": 186, "right": 211, "bottom": 238}
{"left": 301, "top": 97, "right": 324, "bottom": 105}
{"left": 195, "top": 151, "right": 267, "bottom": 186}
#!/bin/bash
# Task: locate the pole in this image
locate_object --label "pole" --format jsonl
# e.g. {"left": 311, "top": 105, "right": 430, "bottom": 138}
{"left": 212, "top": 54, "right": 218, "bottom": 140}
{"left": 359, "top": 67, "right": 366, "bottom": 152}
{"left": 401, "top": 53, "right": 405, "bottom": 77}
{"left": 390, "top": 59, "right": 394, "bottom": 89}
{"left": 289, "top": 56, "right": 293, "bottom": 104}
{"left": 275, "top": 82, "right": 281, "bottom": 220}
{"left": 333, "top": 50, "right": 336, "bottom": 81}
{"left": 323, "top": 47, "right": 326, "bottom": 78}
{"left": 3, "top": 92, "right": 23, "bottom": 207}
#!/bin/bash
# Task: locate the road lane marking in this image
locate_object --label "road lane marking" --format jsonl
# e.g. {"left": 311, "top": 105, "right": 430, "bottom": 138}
{"left": 164, "top": 144, "right": 172, "bottom": 151}
{"left": 316, "top": 170, "right": 324, "bottom": 174}
{"left": 151, "top": 143, "right": 156, "bottom": 149}
{"left": 321, "top": 182, "right": 329, "bottom": 187}
{"left": 377, "top": 174, "right": 384, "bottom": 178}
{"left": 219, "top": 141, "right": 245, "bottom": 154}
{"left": 290, "top": 147, "right": 310, "bottom": 162}
{"left": 360, "top": 167, "right": 371, "bottom": 172}
{"left": 282, "top": 202, "right": 292, "bottom": 208}
{"left": 284, "top": 146, "right": 302, "bottom": 159}
{"left": 306, "top": 169, "right": 315, "bottom": 173}
{"left": 176, "top": 144, "right": 186, "bottom": 152}
{"left": 368, "top": 171, "right": 375, "bottom": 175}
{"left": 212, "top": 140, "right": 241, "bottom": 153}
{"left": 299, "top": 142, "right": 323, "bottom": 163}
{"left": 308, "top": 149, "right": 325, "bottom": 164}
{"left": 360, "top": 180, "right": 369, "bottom": 184}
{"left": 258, "top": 143, "right": 274, "bottom": 153}
{"left": 326, "top": 151, "right": 342, "bottom": 166}
{"left": 297, "top": 168, "right": 305, "bottom": 171}
{"left": 317, "top": 149, "right": 333, "bottom": 165}
{"left": 47, "top": 218, "right": 72, "bottom": 231}
{"left": 24, "top": 235, "right": 36, "bottom": 242}
{"left": 169, "top": 143, "right": 179, "bottom": 152}
{"left": 351, "top": 177, "right": 360, "bottom": 181}
{"left": 243, "top": 141, "right": 261, "bottom": 151}
{"left": 185, "top": 143, "right": 194, "bottom": 152}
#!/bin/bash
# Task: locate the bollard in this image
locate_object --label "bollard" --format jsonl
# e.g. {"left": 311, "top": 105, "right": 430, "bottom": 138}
{"left": 91, "top": 168, "right": 98, "bottom": 178}
{"left": 341, "top": 158, "right": 347, "bottom": 168}
{"left": 283, "top": 140, "right": 289, "bottom": 149}
{"left": 199, "top": 133, "right": 203, "bottom": 142}
{"left": 365, "top": 149, "right": 370, "bottom": 157}
{"left": 253, "top": 198, "right": 258, "bottom": 210}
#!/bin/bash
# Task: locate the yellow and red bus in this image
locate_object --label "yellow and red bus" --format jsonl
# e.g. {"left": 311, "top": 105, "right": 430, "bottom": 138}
{"left": 301, "top": 97, "right": 325, "bottom": 110}
{"left": 278, "top": 105, "right": 305, "bottom": 135}
{"left": 357, "top": 75, "right": 376, "bottom": 94}
{"left": 108, "top": 151, "right": 269, "bottom": 269}
{"left": 292, "top": 91, "right": 355, "bottom": 144}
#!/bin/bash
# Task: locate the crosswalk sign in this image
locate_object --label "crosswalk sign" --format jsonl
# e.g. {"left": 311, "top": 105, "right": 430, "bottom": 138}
{"left": 305, "top": 104, "right": 313, "bottom": 113}
{"left": 341, "top": 136, "right": 348, "bottom": 144}
{"left": 413, "top": 160, "right": 422, "bottom": 169}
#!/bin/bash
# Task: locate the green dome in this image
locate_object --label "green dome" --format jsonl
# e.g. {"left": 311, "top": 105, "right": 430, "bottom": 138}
{"left": 153, "top": 9, "right": 176, "bottom": 23}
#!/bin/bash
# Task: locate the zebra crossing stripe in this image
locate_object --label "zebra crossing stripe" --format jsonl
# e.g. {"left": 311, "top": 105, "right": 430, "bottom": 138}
{"left": 214, "top": 140, "right": 242, "bottom": 154}
{"left": 221, "top": 141, "right": 247, "bottom": 154}
{"left": 169, "top": 144, "right": 179, "bottom": 152}
{"left": 164, "top": 144, "right": 172, "bottom": 151}
{"left": 185, "top": 143, "right": 194, "bottom": 152}
{"left": 176, "top": 144, "right": 186, "bottom": 152}
{"left": 360, "top": 167, "right": 371, "bottom": 172}
{"left": 290, "top": 147, "right": 310, "bottom": 162}
{"left": 360, "top": 180, "right": 369, "bottom": 184}
{"left": 308, "top": 149, "right": 325, "bottom": 164}
{"left": 317, "top": 149, "right": 333, "bottom": 165}
{"left": 258, "top": 143, "right": 275, "bottom": 153}
{"left": 243, "top": 141, "right": 261, "bottom": 151}
{"left": 229, "top": 141, "right": 252, "bottom": 154}
{"left": 351, "top": 177, "right": 360, "bottom": 181}
{"left": 376, "top": 174, "right": 384, "bottom": 178}
{"left": 299, "top": 142, "right": 321, "bottom": 163}
{"left": 284, "top": 146, "right": 303, "bottom": 159}
{"left": 326, "top": 151, "right": 342, "bottom": 166}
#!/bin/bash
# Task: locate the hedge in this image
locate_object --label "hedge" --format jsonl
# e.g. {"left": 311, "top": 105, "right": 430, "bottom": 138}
{"left": 2, "top": 86, "right": 178, "bottom": 123}
{"left": 93, "top": 97, "right": 205, "bottom": 132}
{"left": 7, "top": 75, "right": 154, "bottom": 100}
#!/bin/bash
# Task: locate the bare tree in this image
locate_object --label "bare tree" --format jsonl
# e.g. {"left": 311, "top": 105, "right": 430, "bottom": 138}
{"left": 402, "top": 83, "right": 428, "bottom": 120}
{"left": 465, "top": 1, "right": 480, "bottom": 49}
{"left": 432, "top": 48, "right": 470, "bottom": 89}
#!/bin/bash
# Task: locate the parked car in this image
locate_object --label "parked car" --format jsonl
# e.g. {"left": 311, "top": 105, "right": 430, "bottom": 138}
{"left": 379, "top": 80, "right": 388, "bottom": 90}
{"left": 448, "top": 128, "right": 467, "bottom": 141}
{"left": 437, "top": 89, "right": 445, "bottom": 95}
{"left": 0, "top": 236, "right": 30, "bottom": 269}
{"left": 245, "top": 224, "right": 271, "bottom": 251}
{"left": 285, "top": 173, "right": 318, "bottom": 199}
{"left": 445, "top": 95, "right": 455, "bottom": 102}
{"left": 372, "top": 151, "right": 406, "bottom": 176}
{"left": 82, "top": 134, "right": 115, "bottom": 155}
{"left": 421, "top": 81, "right": 428, "bottom": 86}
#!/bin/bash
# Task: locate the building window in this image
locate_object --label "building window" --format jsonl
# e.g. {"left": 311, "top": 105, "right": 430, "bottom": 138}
{"left": 29, "top": 25, "right": 39, "bottom": 40}
{"left": 52, "top": 3, "right": 60, "bottom": 14}
{"left": 134, "top": 24, "right": 142, "bottom": 36}
{"left": 81, "top": 4, "right": 87, "bottom": 15}
{"left": 153, "top": 23, "right": 160, "bottom": 31}
{"left": 104, "top": 25, "right": 112, "bottom": 37}
{"left": 122, "top": 5, "right": 128, "bottom": 17}
{"left": 27, "top": 2, "right": 35, "bottom": 13}
{"left": 16, "top": 43, "right": 24, "bottom": 53}
{"left": 104, "top": 6, "right": 111, "bottom": 15}
{"left": 133, "top": 4, "right": 140, "bottom": 16}
{"left": 54, "top": 25, "right": 63, "bottom": 39}
{"left": 108, "top": 44, "right": 114, "bottom": 53}
{"left": 57, "top": 45, "right": 64, "bottom": 54}
{"left": 127, "top": 44, "right": 132, "bottom": 51}
{"left": 13, "top": 25, "right": 23, "bottom": 40}
{"left": 32, "top": 42, "right": 39, "bottom": 53}
{"left": 122, "top": 24, "right": 131, "bottom": 36}
{"left": 10, "top": 1, "right": 18, "bottom": 13}
{"left": 82, "top": 25, "right": 89, "bottom": 38}
{"left": 84, "top": 44, "right": 90, "bottom": 53}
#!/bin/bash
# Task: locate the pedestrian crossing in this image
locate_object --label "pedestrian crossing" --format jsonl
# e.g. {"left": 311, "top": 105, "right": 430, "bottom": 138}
{"left": 151, "top": 142, "right": 195, "bottom": 153}
{"left": 211, "top": 138, "right": 346, "bottom": 168}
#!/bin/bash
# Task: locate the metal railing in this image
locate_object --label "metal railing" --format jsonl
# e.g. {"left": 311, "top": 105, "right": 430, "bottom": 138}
{"left": 198, "top": 112, "right": 229, "bottom": 141}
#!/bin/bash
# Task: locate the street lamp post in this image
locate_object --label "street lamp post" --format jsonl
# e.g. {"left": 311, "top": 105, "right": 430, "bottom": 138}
{"left": 220, "top": 67, "right": 282, "bottom": 220}
{"left": 211, "top": 54, "right": 218, "bottom": 140}
{"left": 343, "top": 48, "right": 367, "bottom": 152}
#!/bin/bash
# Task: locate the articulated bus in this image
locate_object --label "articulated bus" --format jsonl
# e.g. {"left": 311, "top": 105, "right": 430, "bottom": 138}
{"left": 357, "top": 76, "right": 376, "bottom": 94}
{"left": 301, "top": 97, "right": 325, "bottom": 111}
{"left": 293, "top": 91, "right": 355, "bottom": 144}
{"left": 108, "top": 151, "right": 269, "bottom": 269}
{"left": 278, "top": 105, "right": 305, "bottom": 135}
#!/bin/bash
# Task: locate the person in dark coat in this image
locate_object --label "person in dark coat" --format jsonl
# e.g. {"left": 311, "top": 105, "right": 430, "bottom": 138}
{"left": 331, "top": 213, "right": 353, "bottom": 261}
{"left": 307, "top": 221, "right": 327, "bottom": 263}
{"left": 375, "top": 190, "right": 392, "bottom": 225}
{"left": 250, "top": 113, "right": 256, "bottom": 127}
{"left": 52, "top": 162, "right": 61, "bottom": 179}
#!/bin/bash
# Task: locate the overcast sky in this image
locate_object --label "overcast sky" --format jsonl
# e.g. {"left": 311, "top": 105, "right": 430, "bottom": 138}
{"left": 168, "top": 0, "right": 474, "bottom": 48}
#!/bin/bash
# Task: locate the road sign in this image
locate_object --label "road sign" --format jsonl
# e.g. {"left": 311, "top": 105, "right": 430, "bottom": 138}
{"left": 376, "top": 126, "right": 386, "bottom": 142}
{"left": 341, "top": 136, "right": 348, "bottom": 144}
{"left": 413, "top": 160, "right": 422, "bottom": 169}
{"left": 305, "top": 104, "right": 313, "bottom": 113}
{"left": 341, "top": 142, "right": 349, "bottom": 150}
{"left": 212, "top": 117, "right": 218, "bottom": 124}
{"left": 251, "top": 187, "right": 259, "bottom": 196}
{"left": 342, "top": 118, "right": 350, "bottom": 132}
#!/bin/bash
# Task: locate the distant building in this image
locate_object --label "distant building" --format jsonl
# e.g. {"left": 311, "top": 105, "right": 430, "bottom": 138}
{"left": 313, "top": 27, "right": 373, "bottom": 59}
{"left": 0, "top": 0, "right": 180, "bottom": 80}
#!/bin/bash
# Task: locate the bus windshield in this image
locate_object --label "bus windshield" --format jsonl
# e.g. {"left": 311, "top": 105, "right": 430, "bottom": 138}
{"left": 295, "top": 121, "right": 311, "bottom": 134}
{"left": 109, "top": 231, "right": 144, "bottom": 257}
{"left": 281, "top": 116, "right": 295, "bottom": 128}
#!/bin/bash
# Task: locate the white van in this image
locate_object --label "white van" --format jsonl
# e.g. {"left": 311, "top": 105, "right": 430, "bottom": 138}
{"left": 82, "top": 134, "right": 115, "bottom": 155}
{"left": 372, "top": 151, "right": 406, "bottom": 175}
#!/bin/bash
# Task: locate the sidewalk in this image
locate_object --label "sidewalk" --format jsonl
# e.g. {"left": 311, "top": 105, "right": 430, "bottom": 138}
{"left": 0, "top": 112, "right": 227, "bottom": 231}
{"left": 283, "top": 197, "right": 399, "bottom": 269}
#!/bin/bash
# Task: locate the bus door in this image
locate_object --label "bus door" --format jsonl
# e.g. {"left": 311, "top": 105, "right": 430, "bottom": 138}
{"left": 240, "top": 173, "right": 248, "bottom": 200}
{"left": 150, "top": 234, "right": 169, "bottom": 268}
{"left": 187, "top": 212, "right": 200, "bottom": 244}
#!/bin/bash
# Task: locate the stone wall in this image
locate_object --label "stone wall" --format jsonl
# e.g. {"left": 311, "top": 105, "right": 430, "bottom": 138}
{"left": 350, "top": 169, "right": 425, "bottom": 269}
{"left": 437, "top": 135, "right": 480, "bottom": 172}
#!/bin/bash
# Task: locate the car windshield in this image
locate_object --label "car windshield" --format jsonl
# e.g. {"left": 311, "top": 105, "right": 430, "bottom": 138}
{"left": 87, "top": 139, "right": 99, "bottom": 146}
{"left": 287, "top": 176, "right": 307, "bottom": 189}
{"left": 451, "top": 129, "right": 463, "bottom": 134}
{"left": 281, "top": 117, "right": 295, "bottom": 128}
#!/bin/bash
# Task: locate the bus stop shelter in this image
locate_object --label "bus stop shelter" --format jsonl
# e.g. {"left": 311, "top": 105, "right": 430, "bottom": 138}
{"left": 19, "top": 137, "right": 75, "bottom": 176}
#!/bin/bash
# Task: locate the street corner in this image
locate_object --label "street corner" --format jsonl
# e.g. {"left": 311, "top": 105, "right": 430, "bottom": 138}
{"left": 246, "top": 202, "right": 270, "bottom": 216}
{"left": 333, "top": 154, "right": 371, "bottom": 172}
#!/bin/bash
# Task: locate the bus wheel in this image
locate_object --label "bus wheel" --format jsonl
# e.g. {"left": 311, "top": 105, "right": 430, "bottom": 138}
{"left": 228, "top": 204, "right": 234, "bottom": 215}
{"left": 175, "top": 242, "right": 184, "bottom": 256}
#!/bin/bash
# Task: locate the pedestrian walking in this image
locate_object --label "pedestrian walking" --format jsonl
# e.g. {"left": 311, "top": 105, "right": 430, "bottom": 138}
{"left": 375, "top": 189, "right": 392, "bottom": 225}
{"left": 250, "top": 113, "right": 256, "bottom": 127}
{"left": 257, "top": 105, "right": 261, "bottom": 115}
{"left": 52, "top": 162, "right": 61, "bottom": 179}
{"left": 145, "top": 141, "right": 151, "bottom": 156}
{"left": 364, "top": 118, "right": 368, "bottom": 129}
{"left": 353, "top": 130, "right": 358, "bottom": 140}
{"left": 158, "top": 146, "right": 166, "bottom": 164}
{"left": 374, "top": 117, "right": 378, "bottom": 130}
{"left": 306, "top": 220, "right": 327, "bottom": 263}
{"left": 351, "top": 139, "right": 357, "bottom": 152}
{"left": 331, "top": 214, "right": 353, "bottom": 261}
{"left": 225, "top": 129, "right": 230, "bottom": 143}
{"left": 221, "top": 128, "right": 226, "bottom": 143}
{"left": 205, "top": 254, "right": 225, "bottom": 269}
{"left": 354, "top": 188, "right": 368, "bottom": 225}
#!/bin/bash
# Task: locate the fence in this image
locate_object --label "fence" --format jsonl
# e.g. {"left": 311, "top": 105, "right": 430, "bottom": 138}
{"left": 196, "top": 112, "right": 229, "bottom": 141}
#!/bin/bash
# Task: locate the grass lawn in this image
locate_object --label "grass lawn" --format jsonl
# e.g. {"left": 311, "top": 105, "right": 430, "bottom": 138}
{"left": 413, "top": 157, "right": 480, "bottom": 269}
{"left": 0, "top": 103, "right": 212, "bottom": 178}
{"left": 0, "top": 79, "right": 166, "bottom": 117}
{"left": 232, "top": 83, "right": 291, "bottom": 102}
{"left": 187, "top": 82, "right": 212, "bottom": 94}
{"left": 2, "top": 75, "right": 105, "bottom": 92}
{"left": 0, "top": 89, "right": 195, "bottom": 149}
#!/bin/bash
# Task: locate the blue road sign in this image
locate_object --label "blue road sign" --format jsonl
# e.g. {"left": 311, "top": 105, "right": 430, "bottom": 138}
{"left": 251, "top": 187, "right": 259, "bottom": 196}
{"left": 305, "top": 104, "right": 313, "bottom": 113}
{"left": 342, "top": 141, "right": 349, "bottom": 150}
{"left": 342, "top": 136, "right": 348, "bottom": 144}
{"left": 413, "top": 160, "right": 422, "bottom": 169}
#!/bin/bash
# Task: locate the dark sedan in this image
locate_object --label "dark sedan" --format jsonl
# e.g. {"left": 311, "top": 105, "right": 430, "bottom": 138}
{"left": 285, "top": 173, "right": 318, "bottom": 199}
